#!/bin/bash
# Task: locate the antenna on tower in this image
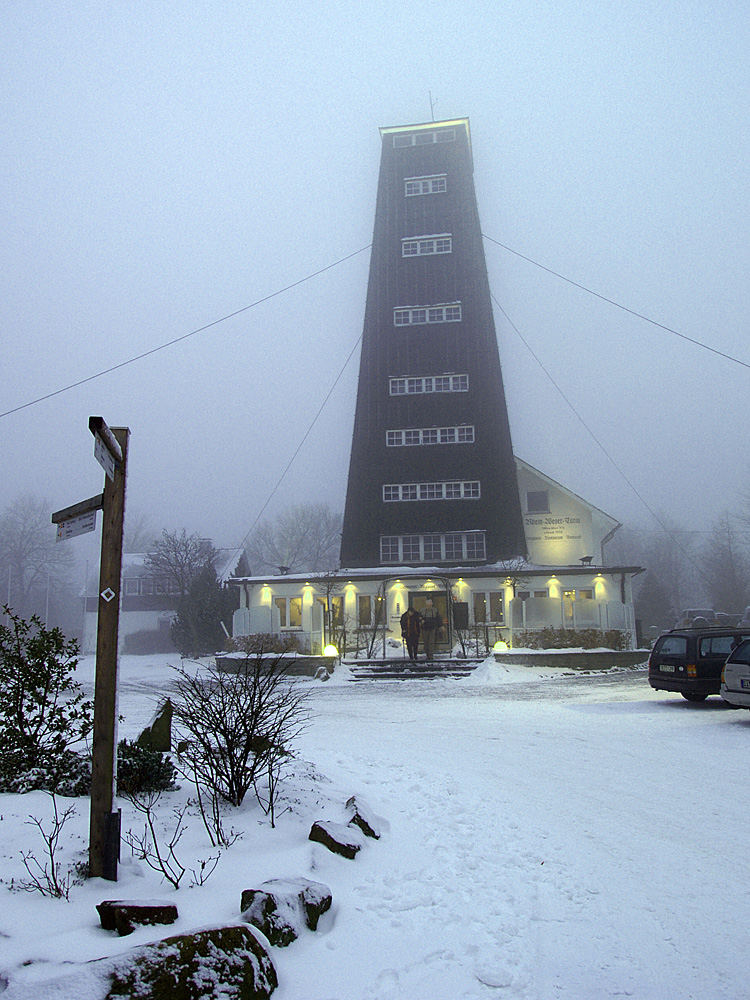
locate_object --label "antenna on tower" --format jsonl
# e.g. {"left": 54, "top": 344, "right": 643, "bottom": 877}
{"left": 429, "top": 90, "right": 437, "bottom": 121}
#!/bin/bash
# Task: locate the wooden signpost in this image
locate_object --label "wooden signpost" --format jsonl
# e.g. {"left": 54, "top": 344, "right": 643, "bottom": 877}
{"left": 51, "top": 416, "right": 130, "bottom": 881}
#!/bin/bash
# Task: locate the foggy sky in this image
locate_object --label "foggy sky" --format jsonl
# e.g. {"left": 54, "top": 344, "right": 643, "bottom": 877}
{"left": 2, "top": 1, "right": 748, "bottom": 558}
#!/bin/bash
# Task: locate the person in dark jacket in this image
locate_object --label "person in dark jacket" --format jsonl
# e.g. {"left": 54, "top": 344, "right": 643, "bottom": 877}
{"left": 420, "top": 597, "right": 442, "bottom": 661}
{"left": 400, "top": 606, "right": 421, "bottom": 661}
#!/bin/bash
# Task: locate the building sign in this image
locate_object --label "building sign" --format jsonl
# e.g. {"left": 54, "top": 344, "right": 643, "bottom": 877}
{"left": 524, "top": 515, "right": 583, "bottom": 545}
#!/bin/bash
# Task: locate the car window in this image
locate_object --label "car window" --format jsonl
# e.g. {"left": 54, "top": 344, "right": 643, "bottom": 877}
{"left": 656, "top": 636, "right": 687, "bottom": 656}
{"left": 699, "top": 635, "right": 736, "bottom": 657}
{"left": 728, "top": 639, "right": 750, "bottom": 665}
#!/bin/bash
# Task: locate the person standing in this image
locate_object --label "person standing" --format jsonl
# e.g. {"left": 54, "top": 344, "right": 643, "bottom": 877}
{"left": 420, "top": 597, "right": 442, "bottom": 661}
{"left": 400, "top": 606, "right": 421, "bottom": 662}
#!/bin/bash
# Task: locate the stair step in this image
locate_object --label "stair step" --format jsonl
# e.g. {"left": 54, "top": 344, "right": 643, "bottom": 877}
{"left": 343, "top": 658, "right": 479, "bottom": 681}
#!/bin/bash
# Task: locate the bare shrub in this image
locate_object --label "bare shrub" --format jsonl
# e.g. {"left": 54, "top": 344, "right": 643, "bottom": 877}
{"left": 123, "top": 789, "right": 188, "bottom": 890}
{"left": 18, "top": 793, "right": 79, "bottom": 899}
{"left": 171, "top": 656, "right": 309, "bottom": 829}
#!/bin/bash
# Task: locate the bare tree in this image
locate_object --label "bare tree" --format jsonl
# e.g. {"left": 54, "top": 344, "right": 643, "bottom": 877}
{"left": 0, "top": 495, "right": 74, "bottom": 621}
{"left": 246, "top": 504, "right": 341, "bottom": 575}
{"left": 498, "top": 557, "right": 531, "bottom": 598}
{"left": 607, "top": 519, "right": 707, "bottom": 615}
{"left": 123, "top": 508, "right": 158, "bottom": 553}
{"left": 701, "top": 513, "right": 749, "bottom": 613}
{"left": 145, "top": 529, "right": 217, "bottom": 596}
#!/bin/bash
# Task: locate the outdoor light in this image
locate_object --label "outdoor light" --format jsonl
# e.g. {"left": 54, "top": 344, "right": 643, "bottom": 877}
{"left": 323, "top": 644, "right": 339, "bottom": 658}
{"left": 493, "top": 640, "right": 508, "bottom": 651}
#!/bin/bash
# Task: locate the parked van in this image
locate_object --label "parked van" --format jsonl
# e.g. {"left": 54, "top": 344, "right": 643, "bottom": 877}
{"left": 648, "top": 627, "right": 750, "bottom": 701}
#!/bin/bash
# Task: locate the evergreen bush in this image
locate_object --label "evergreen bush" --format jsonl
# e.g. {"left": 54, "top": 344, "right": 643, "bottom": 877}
{"left": 116, "top": 738, "right": 177, "bottom": 796}
{"left": 514, "top": 627, "right": 629, "bottom": 650}
{"left": 0, "top": 747, "right": 90, "bottom": 796}
{"left": 0, "top": 606, "right": 92, "bottom": 790}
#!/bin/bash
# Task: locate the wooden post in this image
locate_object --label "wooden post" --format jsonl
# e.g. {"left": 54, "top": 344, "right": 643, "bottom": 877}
{"left": 88, "top": 425, "right": 129, "bottom": 880}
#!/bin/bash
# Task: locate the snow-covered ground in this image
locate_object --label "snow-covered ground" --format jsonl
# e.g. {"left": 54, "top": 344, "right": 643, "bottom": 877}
{"left": 1, "top": 653, "right": 749, "bottom": 999}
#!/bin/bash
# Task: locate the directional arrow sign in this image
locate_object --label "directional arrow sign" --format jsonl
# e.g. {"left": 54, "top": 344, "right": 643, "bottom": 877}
{"left": 94, "top": 433, "right": 116, "bottom": 481}
{"left": 52, "top": 493, "right": 104, "bottom": 542}
{"left": 89, "top": 417, "right": 122, "bottom": 483}
{"left": 56, "top": 509, "right": 97, "bottom": 541}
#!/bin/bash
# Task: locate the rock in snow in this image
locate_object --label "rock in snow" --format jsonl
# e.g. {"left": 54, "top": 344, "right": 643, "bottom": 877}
{"left": 106, "top": 924, "right": 277, "bottom": 999}
{"left": 97, "top": 899, "right": 178, "bottom": 937}
{"left": 240, "top": 878, "right": 332, "bottom": 946}
{"left": 345, "top": 794, "right": 383, "bottom": 839}
{"left": 308, "top": 820, "right": 364, "bottom": 859}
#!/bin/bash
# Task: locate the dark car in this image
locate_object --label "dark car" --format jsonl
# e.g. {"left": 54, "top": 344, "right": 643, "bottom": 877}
{"left": 648, "top": 627, "right": 750, "bottom": 702}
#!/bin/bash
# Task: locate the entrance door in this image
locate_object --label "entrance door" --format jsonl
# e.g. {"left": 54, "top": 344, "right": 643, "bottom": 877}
{"left": 563, "top": 590, "right": 575, "bottom": 627}
{"left": 408, "top": 591, "right": 449, "bottom": 653}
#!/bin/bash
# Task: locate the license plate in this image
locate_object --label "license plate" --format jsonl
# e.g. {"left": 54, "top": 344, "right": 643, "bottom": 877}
{"left": 660, "top": 664, "right": 676, "bottom": 673}
{"left": 741, "top": 679, "right": 750, "bottom": 689}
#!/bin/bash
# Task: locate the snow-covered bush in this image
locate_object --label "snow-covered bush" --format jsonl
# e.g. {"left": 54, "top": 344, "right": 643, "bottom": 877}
{"left": 116, "top": 738, "right": 177, "bottom": 796}
{"left": 0, "top": 607, "right": 92, "bottom": 791}
{"left": 513, "top": 627, "right": 629, "bottom": 650}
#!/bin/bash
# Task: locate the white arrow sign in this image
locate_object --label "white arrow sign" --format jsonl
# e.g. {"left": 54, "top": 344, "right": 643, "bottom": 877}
{"left": 94, "top": 434, "right": 116, "bottom": 481}
{"left": 56, "top": 509, "right": 97, "bottom": 541}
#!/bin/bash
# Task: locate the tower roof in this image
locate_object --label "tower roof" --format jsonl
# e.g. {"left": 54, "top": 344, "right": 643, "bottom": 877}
{"left": 379, "top": 118, "right": 472, "bottom": 164}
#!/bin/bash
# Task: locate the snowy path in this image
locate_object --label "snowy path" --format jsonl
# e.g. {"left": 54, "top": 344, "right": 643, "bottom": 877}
{"left": 2, "top": 660, "right": 749, "bottom": 1000}
{"left": 278, "top": 676, "right": 750, "bottom": 999}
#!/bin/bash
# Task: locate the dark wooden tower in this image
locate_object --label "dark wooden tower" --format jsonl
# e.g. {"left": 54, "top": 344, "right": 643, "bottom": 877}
{"left": 340, "top": 118, "right": 526, "bottom": 568}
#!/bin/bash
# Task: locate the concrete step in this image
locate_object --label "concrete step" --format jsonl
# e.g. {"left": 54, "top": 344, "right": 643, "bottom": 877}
{"left": 343, "top": 657, "right": 481, "bottom": 681}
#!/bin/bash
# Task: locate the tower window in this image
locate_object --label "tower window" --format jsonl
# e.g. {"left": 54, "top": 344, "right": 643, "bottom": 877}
{"left": 404, "top": 174, "right": 447, "bottom": 196}
{"left": 380, "top": 531, "right": 486, "bottom": 563}
{"left": 394, "top": 302, "right": 461, "bottom": 326}
{"left": 382, "top": 481, "right": 481, "bottom": 502}
{"left": 389, "top": 373, "right": 469, "bottom": 395}
{"left": 393, "top": 129, "right": 456, "bottom": 148}
{"left": 401, "top": 235, "right": 452, "bottom": 257}
{"left": 386, "top": 425, "right": 474, "bottom": 447}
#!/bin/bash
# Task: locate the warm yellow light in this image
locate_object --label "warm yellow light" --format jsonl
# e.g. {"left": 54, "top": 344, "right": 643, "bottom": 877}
{"left": 493, "top": 640, "right": 508, "bottom": 651}
{"left": 323, "top": 644, "right": 339, "bottom": 657}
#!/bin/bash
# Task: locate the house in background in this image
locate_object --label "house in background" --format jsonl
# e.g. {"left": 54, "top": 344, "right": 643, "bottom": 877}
{"left": 83, "top": 547, "right": 246, "bottom": 653}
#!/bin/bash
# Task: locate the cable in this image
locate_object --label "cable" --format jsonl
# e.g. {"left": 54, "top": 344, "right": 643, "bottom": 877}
{"left": 0, "top": 244, "right": 372, "bottom": 420}
{"left": 483, "top": 234, "right": 750, "bottom": 371}
{"left": 235, "top": 332, "right": 362, "bottom": 552}
{"left": 490, "top": 291, "right": 708, "bottom": 573}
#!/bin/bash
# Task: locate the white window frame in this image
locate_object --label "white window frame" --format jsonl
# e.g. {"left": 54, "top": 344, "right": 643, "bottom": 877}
{"left": 380, "top": 531, "right": 486, "bottom": 563}
{"left": 473, "top": 590, "right": 505, "bottom": 624}
{"left": 386, "top": 425, "right": 475, "bottom": 447}
{"left": 382, "top": 481, "right": 481, "bottom": 502}
{"left": 393, "top": 129, "right": 456, "bottom": 147}
{"left": 401, "top": 235, "right": 452, "bottom": 258}
{"left": 389, "top": 373, "right": 469, "bottom": 395}
{"left": 274, "top": 595, "right": 303, "bottom": 629}
{"left": 404, "top": 174, "right": 447, "bottom": 197}
{"left": 393, "top": 302, "right": 462, "bottom": 326}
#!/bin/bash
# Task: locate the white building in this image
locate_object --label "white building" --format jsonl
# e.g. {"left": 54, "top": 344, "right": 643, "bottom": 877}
{"left": 229, "top": 459, "right": 641, "bottom": 655}
{"left": 83, "top": 547, "right": 246, "bottom": 653}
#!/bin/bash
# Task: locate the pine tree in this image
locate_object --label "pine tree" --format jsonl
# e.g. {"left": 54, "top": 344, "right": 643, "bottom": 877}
{"left": 171, "top": 568, "right": 235, "bottom": 656}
